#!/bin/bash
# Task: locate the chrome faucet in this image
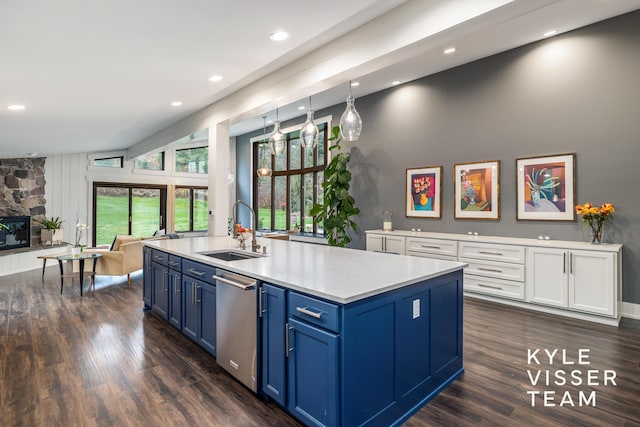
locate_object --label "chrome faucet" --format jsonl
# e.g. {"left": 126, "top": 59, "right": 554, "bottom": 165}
{"left": 231, "top": 199, "right": 260, "bottom": 252}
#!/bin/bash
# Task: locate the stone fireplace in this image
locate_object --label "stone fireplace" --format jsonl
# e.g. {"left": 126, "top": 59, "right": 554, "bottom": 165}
{"left": 0, "top": 157, "right": 47, "bottom": 250}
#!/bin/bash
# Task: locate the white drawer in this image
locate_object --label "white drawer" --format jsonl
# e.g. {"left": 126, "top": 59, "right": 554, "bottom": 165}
{"left": 459, "top": 241, "right": 524, "bottom": 264}
{"left": 461, "top": 257, "right": 525, "bottom": 282}
{"left": 406, "top": 237, "right": 457, "bottom": 258}
{"left": 407, "top": 251, "right": 457, "bottom": 262}
{"left": 464, "top": 275, "right": 525, "bottom": 301}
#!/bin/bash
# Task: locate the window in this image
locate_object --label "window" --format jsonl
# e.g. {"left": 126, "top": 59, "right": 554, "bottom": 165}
{"left": 176, "top": 147, "right": 208, "bottom": 174}
{"left": 253, "top": 123, "right": 327, "bottom": 233}
{"left": 93, "top": 183, "right": 166, "bottom": 245}
{"left": 175, "top": 186, "right": 208, "bottom": 232}
{"left": 135, "top": 152, "right": 165, "bottom": 171}
{"left": 93, "top": 156, "right": 123, "bottom": 168}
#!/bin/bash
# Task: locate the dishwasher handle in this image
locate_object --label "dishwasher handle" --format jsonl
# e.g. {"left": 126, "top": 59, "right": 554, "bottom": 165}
{"left": 213, "top": 275, "right": 256, "bottom": 290}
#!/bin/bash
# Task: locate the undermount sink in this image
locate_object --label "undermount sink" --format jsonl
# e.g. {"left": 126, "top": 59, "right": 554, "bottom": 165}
{"left": 198, "top": 249, "right": 265, "bottom": 262}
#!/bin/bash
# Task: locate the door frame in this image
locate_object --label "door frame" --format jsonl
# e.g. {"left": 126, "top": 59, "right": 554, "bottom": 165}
{"left": 92, "top": 182, "right": 167, "bottom": 245}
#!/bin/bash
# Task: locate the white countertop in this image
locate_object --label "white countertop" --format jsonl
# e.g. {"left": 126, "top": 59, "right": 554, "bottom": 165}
{"left": 145, "top": 236, "right": 466, "bottom": 304}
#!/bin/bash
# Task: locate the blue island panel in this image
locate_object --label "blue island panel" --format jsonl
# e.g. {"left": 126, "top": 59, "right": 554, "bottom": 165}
{"left": 341, "top": 271, "right": 463, "bottom": 427}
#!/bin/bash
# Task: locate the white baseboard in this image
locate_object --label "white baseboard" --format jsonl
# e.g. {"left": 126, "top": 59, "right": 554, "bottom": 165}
{"left": 621, "top": 302, "right": 640, "bottom": 320}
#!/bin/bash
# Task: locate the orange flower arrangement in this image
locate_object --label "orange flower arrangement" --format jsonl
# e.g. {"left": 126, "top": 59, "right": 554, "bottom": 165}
{"left": 575, "top": 202, "right": 615, "bottom": 244}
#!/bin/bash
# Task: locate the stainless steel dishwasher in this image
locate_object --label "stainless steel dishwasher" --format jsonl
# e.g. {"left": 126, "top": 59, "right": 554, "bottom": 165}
{"left": 214, "top": 269, "right": 258, "bottom": 392}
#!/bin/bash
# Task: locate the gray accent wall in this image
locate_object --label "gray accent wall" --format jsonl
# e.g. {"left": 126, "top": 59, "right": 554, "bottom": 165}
{"left": 237, "top": 10, "right": 640, "bottom": 303}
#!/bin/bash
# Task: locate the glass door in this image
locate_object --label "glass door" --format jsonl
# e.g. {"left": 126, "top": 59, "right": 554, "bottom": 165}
{"left": 93, "top": 183, "right": 166, "bottom": 246}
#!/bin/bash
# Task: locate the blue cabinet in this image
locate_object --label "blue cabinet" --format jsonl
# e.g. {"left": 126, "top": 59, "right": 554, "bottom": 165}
{"left": 260, "top": 271, "right": 463, "bottom": 427}
{"left": 261, "top": 283, "right": 287, "bottom": 406}
{"left": 288, "top": 318, "right": 339, "bottom": 427}
{"left": 151, "top": 262, "right": 169, "bottom": 319}
{"left": 168, "top": 269, "right": 182, "bottom": 329}
{"left": 143, "top": 246, "right": 152, "bottom": 308}
{"left": 182, "top": 276, "right": 199, "bottom": 342}
{"left": 341, "top": 271, "right": 463, "bottom": 426}
{"left": 199, "top": 283, "right": 216, "bottom": 356}
{"left": 182, "top": 267, "right": 217, "bottom": 357}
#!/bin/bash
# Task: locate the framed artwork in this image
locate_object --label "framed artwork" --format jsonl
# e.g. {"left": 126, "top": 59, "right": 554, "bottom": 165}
{"left": 516, "top": 153, "right": 575, "bottom": 221}
{"left": 406, "top": 166, "right": 442, "bottom": 218}
{"left": 454, "top": 160, "right": 500, "bottom": 220}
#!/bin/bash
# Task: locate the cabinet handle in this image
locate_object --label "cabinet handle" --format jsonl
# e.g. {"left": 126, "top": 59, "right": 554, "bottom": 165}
{"left": 570, "top": 253, "right": 573, "bottom": 274}
{"left": 563, "top": 252, "right": 567, "bottom": 274}
{"left": 478, "top": 283, "right": 502, "bottom": 290}
{"left": 192, "top": 283, "right": 196, "bottom": 305}
{"left": 478, "top": 251, "right": 503, "bottom": 256}
{"left": 153, "top": 255, "right": 164, "bottom": 261}
{"left": 296, "top": 306, "right": 323, "bottom": 319}
{"left": 174, "top": 275, "right": 180, "bottom": 294}
{"left": 478, "top": 267, "right": 503, "bottom": 273}
{"left": 258, "top": 288, "right": 265, "bottom": 318}
{"left": 163, "top": 270, "right": 167, "bottom": 292}
{"left": 285, "top": 323, "right": 294, "bottom": 357}
{"left": 382, "top": 237, "right": 386, "bottom": 252}
{"left": 420, "top": 244, "right": 441, "bottom": 249}
{"left": 195, "top": 285, "right": 201, "bottom": 303}
{"left": 187, "top": 269, "right": 205, "bottom": 277}
{"left": 169, "top": 261, "right": 179, "bottom": 267}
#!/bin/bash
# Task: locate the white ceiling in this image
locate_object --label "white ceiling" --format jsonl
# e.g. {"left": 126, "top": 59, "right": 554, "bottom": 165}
{"left": 1, "top": 0, "right": 639, "bottom": 159}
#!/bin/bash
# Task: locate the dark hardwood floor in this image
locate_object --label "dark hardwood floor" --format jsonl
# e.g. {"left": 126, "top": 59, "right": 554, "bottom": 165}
{"left": 1, "top": 267, "right": 639, "bottom": 426}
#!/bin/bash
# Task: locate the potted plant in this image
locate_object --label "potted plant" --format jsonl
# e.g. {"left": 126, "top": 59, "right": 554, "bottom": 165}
{"left": 310, "top": 126, "right": 360, "bottom": 247}
{"left": 37, "top": 216, "right": 64, "bottom": 246}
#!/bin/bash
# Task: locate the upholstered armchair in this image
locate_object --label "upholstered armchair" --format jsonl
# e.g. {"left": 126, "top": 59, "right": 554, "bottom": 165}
{"left": 82, "top": 235, "right": 168, "bottom": 286}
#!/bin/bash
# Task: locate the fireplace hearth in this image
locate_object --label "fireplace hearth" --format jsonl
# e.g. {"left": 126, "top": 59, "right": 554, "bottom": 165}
{"left": 0, "top": 216, "right": 31, "bottom": 251}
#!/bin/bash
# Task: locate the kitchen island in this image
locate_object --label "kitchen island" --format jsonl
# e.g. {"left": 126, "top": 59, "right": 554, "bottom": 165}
{"left": 144, "top": 236, "right": 466, "bottom": 427}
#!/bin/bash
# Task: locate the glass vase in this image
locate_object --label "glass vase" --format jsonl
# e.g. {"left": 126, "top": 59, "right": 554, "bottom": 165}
{"left": 590, "top": 221, "right": 604, "bottom": 244}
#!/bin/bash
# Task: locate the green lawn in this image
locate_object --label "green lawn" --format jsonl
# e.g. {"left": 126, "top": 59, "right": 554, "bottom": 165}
{"left": 95, "top": 195, "right": 207, "bottom": 245}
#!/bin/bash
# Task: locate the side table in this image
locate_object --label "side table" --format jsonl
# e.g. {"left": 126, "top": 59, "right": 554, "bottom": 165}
{"left": 56, "top": 253, "right": 102, "bottom": 296}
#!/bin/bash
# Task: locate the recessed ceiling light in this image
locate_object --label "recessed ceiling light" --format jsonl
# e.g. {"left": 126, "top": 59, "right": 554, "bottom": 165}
{"left": 267, "top": 120, "right": 274, "bottom": 124}
{"left": 391, "top": 81, "right": 401, "bottom": 86}
{"left": 269, "top": 31, "right": 289, "bottom": 42}
{"left": 298, "top": 106, "right": 305, "bottom": 110}
{"left": 543, "top": 30, "right": 557, "bottom": 38}
{"left": 7, "top": 105, "right": 26, "bottom": 111}
{"left": 208, "top": 75, "right": 223, "bottom": 82}
{"left": 444, "top": 47, "right": 456, "bottom": 54}
{"left": 171, "top": 101, "right": 183, "bottom": 107}
{"left": 351, "top": 81, "right": 360, "bottom": 87}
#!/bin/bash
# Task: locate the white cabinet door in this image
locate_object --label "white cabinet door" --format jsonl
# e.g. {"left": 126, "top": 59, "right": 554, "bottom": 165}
{"left": 385, "top": 235, "right": 405, "bottom": 255}
{"left": 526, "top": 247, "right": 568, "bottom": 308}
{"left": 366, "top": 234, "right": 383, "bottom": 252}
{"left": 569, "top": 250, "right": 616, "bottom": 316}
{"left": 365, "top": 234, "right": 405, "bottom": 254}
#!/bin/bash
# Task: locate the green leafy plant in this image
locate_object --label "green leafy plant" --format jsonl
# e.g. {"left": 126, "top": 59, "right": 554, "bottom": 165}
{"left": 310, "top": 126, "right": 360, "bottom": 247}
{"left": 36, "top": 216, "right": 64, "bottom": 231}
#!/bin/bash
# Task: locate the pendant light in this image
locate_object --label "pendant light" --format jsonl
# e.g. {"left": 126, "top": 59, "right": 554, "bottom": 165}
{"left": 269, "top": 107, "right": 285, "bottom": 155}
{"left": 256, "top": 116, "right": 272, "bottom": 179}
{"left": 339, "top": 80, "right": 362, "bottom": 141}
{"left": 300, "top": 96, "right": 319, "bottom": 149}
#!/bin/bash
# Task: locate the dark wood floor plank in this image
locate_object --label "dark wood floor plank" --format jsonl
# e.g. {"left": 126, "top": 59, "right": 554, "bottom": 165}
{"left": 1, "top": 267, "right": 640, "bottom": 426}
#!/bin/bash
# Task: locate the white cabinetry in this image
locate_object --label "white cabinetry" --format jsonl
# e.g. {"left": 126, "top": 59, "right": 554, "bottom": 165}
{"left": 364, "top": 230, "right": 622, "bottom": 325}
{"left": 405, "top": 236, "right": 457, "bottom": 260}
{"left": 459, "top": 241, "right": 525, "bottom": 301}
{"left": 365, "top": 233, "right": 405, "bottom": 255}
{"left": 527, "top": 247, "right": 617, "bottom": 316}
